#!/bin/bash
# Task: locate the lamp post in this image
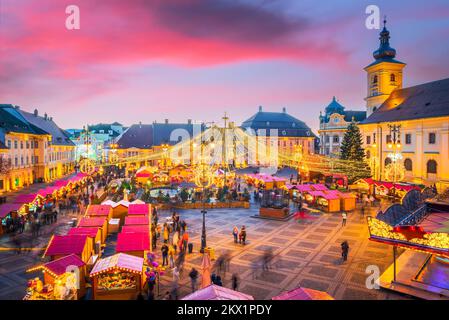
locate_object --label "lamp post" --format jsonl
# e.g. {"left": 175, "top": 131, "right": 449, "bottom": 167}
{"left": 194, "top": 139, "right": 214, "bottom": 254}
{"left": 387, "top": 124, "right": 402, "bottom": 201}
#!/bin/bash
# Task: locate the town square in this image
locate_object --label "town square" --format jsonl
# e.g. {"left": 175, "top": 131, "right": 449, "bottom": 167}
{"left": 1, "top": 0, "right": 449, "bottom": 305}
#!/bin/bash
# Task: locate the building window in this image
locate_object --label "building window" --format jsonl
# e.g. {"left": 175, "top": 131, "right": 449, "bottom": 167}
{"left": 372, "top": 75, "right": 378, "bottom": 84}
{"left": 366, "top": 150, "right": 371, "bottom": 159}
{"left": 404, "top": 158, "right": 413, "bottom": 171}
{"left": 429, "top": 133, "right": 436, "bottom": 144}
{"left": 20, "top": 141, "right": 23, "bottom": 149}
{"left": 366, "top": 136, "right": 371, "bottom": 145}
{"left": 386, "top": 135, "right": 392, "bottom": 144}
{"left": 35, "top": 141, "right": 39, "bottom": 148}
{"left": 405, "top": 134, "right": 412, "bottom": 145}
{"left": 7, "top": 140, "right": 11, "bottom": 148}
{"left": 385, "top": 157, "right": 392, "bottom": 166}
{"left": 427, "top": 160, "right": 437, "bottom": 174}
{"left": 390, "top": 74, "right": 396, "bottom": 82}
{"left": 333, "top": 135, "right": 339, "bottom": 143}
{"left": 14, "top": 141, "right": 18, "bottom": 149}
{"left": 373, "top": 133, "right": 376, "bottom": 144}
{"left": 325, "top": 136, "right": 330, "bottom": 143}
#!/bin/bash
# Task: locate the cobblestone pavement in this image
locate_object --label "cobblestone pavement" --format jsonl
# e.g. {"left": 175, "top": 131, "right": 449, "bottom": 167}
{"left": 0, "top": 201, "right": 411, "bottom": 300}
{"left": 153, "top": 204, "right": 410, "bottom": 300}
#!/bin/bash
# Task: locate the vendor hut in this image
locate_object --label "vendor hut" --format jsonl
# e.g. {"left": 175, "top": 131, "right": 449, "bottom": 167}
{"left": 26, "top": 254, "right": 86, "bottom": 300}
{"left": 85, "top": 204, "right": 113, "bottom": 220}
{"left": 90, "top": 253, "right": 144, "bottom": 300}
{"left": 329, "top": 190, "right": 357, "bottom": 211}
{"left": 121, "top": 225, "right": 149, "bottom": 236}
{"left": 316, "top": 192, "right": 340, "bottom": 213}
{"left": 101, "top": 200, "right": 129, "bottom": 225}
{"left": 124, "top": 216, "right": 149, "bottom": 226}
{"left": 128, "top": 203, "right": 151, "bottom": 217}
{"left": 13, "top": 193, "right": 43, "bottom": 216}
{"left": 77, "top": 217, "right": 109, "bottom": 242}
{"left": 0, "top": 203, "right": 24, "bottom": 235}
{"left": 44, "top": 234, "right": 93, "bottom": 263}
{"left": 68, "top": 227, "right": 103, "bottom": 252}
{"left": 116, "top": 232, "right": 150, "bottom": 258}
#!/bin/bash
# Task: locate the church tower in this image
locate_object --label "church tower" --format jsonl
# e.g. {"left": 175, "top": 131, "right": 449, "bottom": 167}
{"left": 365, "top": 19, "right": 406, "bottom": 117}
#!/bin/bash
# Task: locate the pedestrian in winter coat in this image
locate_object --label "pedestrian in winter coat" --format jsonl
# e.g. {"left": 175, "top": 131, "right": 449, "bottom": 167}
{"left": 189, "top": 268, "right": 199, "bottom": 292}
{"left": 232, "top": 226, "right": 239, "bottom": 243}
{"left": 239, "top": 226, "right": 247, "bottom": 245}
{"left": 341, "top": 241, "right": 349, "bottom": 261}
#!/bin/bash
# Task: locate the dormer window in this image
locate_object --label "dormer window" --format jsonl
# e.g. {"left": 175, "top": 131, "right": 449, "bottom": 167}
{"left": 372, "top": 75, "right": 378, "bottom": 84}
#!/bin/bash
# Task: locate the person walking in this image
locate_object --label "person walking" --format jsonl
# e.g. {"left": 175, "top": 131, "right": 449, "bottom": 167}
{"left": 181, "top": 231, "right": 189, "bottom": 253}
{"left": 188, "top": 267, "right": 199, "bottom": 293}
{"left": 232, "top": 226, "right": 239, "bottom": 243}
{"left": 360, "top": 205, "right": 365, "bottom": 219}
{"left": 161, "top": 243, "right": 169, "bottom": 267}
{"left": 163, "top": 223, "right": 170, "bottom": 243}
{"left": 173, "top": 230, "right": 180, "bottom": 253}
{"left": 231, "top": 273, "right": 239, "bottom": 291}
{"left": 341, "top": 211, "right": 347, "bottom": 227}
{"left": 341, "top": 241, "right": 349, "bottom": 262}
{"left": 168, "top": 244, "right": 175, "bottom": 268}
{"left": 239, "top": 226, "right": 247, "bottom": 245}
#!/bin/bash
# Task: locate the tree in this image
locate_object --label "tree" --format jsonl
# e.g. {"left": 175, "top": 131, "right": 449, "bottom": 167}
{"left": 339, "top": 121, "right": 371, "bottom": 183}
{"left": 340, "top": 122, "right": 366, "bottom": 161}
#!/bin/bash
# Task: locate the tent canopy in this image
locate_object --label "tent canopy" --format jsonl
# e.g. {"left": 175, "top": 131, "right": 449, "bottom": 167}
{"left": 182, "top": 284, "right": 254, "bottom": 300}
{"left": 272, "top": 287, "right": 334, "bottom": 300}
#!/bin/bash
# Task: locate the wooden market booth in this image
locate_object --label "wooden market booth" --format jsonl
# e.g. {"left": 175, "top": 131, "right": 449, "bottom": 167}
{"left": 90, "top": 253, "right": 144, "bottom": 300}
{"left": 116, "top": 232, "right": 150, "bottom": 258}
{"left": 68, "top": 227, "right": 103, "bottom": 247}
{"left": 326, "top": 190, "right": 357, "bottom": 211}
{"left": 0, "top": 203, "right": 24, "bottom": 235}
{"left": 124, "top": 216, "right": 149, "bottom": 226}
{"left": 77, "top": 217, "right": 109, "bottom": 243}
{"left": 85, "top": 204, "right": 113, "bottom": 220}
{"left": 121, "top": 225, "right": 149, "bottom": 236}
{"left": 128, "top": 203, "right": 151, "bottom": 217}
{"left": 316, "top": 192, "right": 341, "bottom": 212}
{"left": 101, "top": 200, "right": 129, "bottom": 226}
{"left": 44, "top": 234, "right": 93, "bottom": 263}
{"left": 26, "top": 254, "right": 87, "bottom": 300}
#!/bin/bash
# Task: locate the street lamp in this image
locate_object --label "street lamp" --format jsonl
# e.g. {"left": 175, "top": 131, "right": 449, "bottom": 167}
{"left": 194, "top": 139, "right": 214, "bottom": 254}
{"left": 387, "top": 124, "right": 402, "bottom": 201}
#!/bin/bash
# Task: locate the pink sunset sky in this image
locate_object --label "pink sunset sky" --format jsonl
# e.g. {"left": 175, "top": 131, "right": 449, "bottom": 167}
{"left": 1, "top": 0, "right": 449, "bottom": 132}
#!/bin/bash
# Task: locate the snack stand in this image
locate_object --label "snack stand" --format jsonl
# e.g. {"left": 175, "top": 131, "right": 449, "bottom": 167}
{"left": 25, "top": 254, "right": 86, "bottom": 300}
{"left": 116, "top": 232, "right": 150, "bottom": 258}
{"left": 316, "top": 192, "right": 340, "bottom": 212}
{"left": 78, "top": 217, "right": 109, "bottom": 242}
{"left": 44, "top": 234, "right": 93, "bottom": 263}
{"left": 90, "top": 253, "right": 144, "bottom": 300}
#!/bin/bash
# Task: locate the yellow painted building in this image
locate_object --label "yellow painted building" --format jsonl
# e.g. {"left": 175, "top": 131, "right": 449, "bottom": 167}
{"left": 359, "top": 21, "right": 449, "bottom": 192}
{"left": 0, "top": 105, "right": 76, "bottom": 194}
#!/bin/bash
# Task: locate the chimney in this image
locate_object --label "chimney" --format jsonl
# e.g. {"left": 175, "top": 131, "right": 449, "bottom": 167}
{"left": 187, "top": 119, "right": 192, "bottom": 125}
{"left": 259, "top": 106, "right": 263, "bottom": 112}
{"left": 165, "top": 119, "right": 169, "bottom": 124}
{"left": 282, "top": 107, "right": 286, "bottom": 113}
{"left": 44, "top": 113, "right": 48, "bottom": 120}
{"left": 139, "top": 121, "right": 142, "bottom": 128}
{"left": 34, "top": 109, "right": 38, "bottom": 116}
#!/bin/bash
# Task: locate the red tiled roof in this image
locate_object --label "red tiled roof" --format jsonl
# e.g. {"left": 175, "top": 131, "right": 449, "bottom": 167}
{"left": 116, "top": 232, "right": 149, "bottom": 252}
{"left": 44, "top": 235, "right": 88, "bottom": 257}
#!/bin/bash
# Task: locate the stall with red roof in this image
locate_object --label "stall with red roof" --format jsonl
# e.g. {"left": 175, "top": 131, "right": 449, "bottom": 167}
{"left": 128, "top": 203, "right": 151, "bottom": 217}
{"left": 44, "top": 234, "right": 93, "bottom": 263}
{"left": 124, "top": 216, "right": 149, "bottom": 226}
{"left": 0, "top": 203, "right": 25, "bottom": 235}
{"left": 116, "top": 232, "right": 150, "bottom": 258}
{"left": 25, "top": 254, "right": 87, "bottom": 300}
{"left": 85, "top": 204, "right": 113, "bottom": 220}
{"left": 89, "top": 253, "right": 144, "bottom": 300}
{"left": 77, "top": 217, "right": 109, "bottom": 243}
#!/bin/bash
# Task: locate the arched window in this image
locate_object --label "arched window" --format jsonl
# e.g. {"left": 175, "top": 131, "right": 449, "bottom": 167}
{"left": 404, "top": 158, "right": 413, "bottom": 171}
{"left": 390, "top": 74, "right": 396, "bottom": 82}
{"left": 372, "top": 75, "right": 378, "bottom": 84}
{"left": 427, "top": 160, "right": 437, "bottom": 174}
{"left": 385, "top": 157, "right": 392, "bottom": 166}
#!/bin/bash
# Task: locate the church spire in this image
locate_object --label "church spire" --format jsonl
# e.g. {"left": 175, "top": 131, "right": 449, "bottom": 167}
{"left": 373, "top": 17, "right": 397, "bottom": 60}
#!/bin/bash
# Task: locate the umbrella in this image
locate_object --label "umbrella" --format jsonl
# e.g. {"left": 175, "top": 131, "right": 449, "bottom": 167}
{"left": 201, "top": 252, "right": 212, "bottom": 288}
